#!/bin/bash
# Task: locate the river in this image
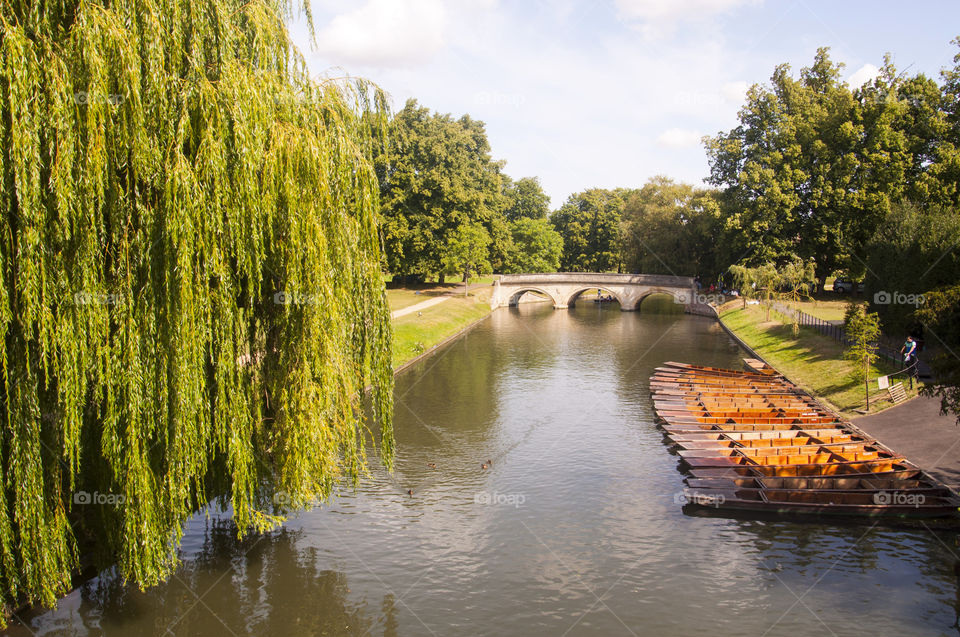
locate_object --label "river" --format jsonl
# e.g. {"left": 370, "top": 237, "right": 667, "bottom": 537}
{"left": 9, "top": 299, "right": 960, "bottom": 636}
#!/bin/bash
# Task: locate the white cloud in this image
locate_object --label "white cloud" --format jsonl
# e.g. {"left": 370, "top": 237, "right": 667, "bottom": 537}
{"left": 656, "top": 128, "right": 703, "bottom": 148}
{"left": 847, "top": 63, "right": 880, "bottom": 88}
{"left": 315, "top": 0, "right": 446, "bottom": 68}
{"left": 615, "top": 0, "right": 761, "bottom": 23}
{"left": 721, "top": 80, "right": 749, "bottom": 104}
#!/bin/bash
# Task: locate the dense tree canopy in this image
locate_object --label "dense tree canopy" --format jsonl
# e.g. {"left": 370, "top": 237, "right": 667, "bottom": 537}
{"left": 864, "top": 203, "right": 960, "bottom": 333}
{"left": 551, "top": 188, "right": 631, "bottom": 272}
{"left": 376, "top": 99, "right": 504, "bottom": 280}
{"left": 620, "top": 177, "right": 723, "bottom": 277}
{"left": 0, "top": 0, "right": 393, "bottom": 617}
{"left": 505, "top": 218, "right": 563, "bottom": 273}
{"left": 442, "top": 223, "right": 492, "bottom": 290}
{"left": 705, "top": 48, "right": 953, "bottom": 282}
{"left": 503, "top": 176, "right": 551, "bottom": 221}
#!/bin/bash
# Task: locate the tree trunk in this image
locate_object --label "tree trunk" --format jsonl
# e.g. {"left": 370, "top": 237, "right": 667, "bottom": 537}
{"left": 438, "top": 273, "right": 445, "bottom": 284}
{"left": 864, "top": 360, "right": 870, "bottom": 410}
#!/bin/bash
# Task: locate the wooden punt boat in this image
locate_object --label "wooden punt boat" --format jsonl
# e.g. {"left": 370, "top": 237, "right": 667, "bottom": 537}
{"left": 652, "top": 371, "right": 790, "bottom": 382}
{"left": 660, "top": 362, "right": 781, "bottom": 378}
{"left": 651, "top": 382, "right": 803, "bottom": 391}
{"left": 657, "top": 361, "right": 772, "bottom": 376}
{"left": 657, "top": 410, "right": 832, "bottom": 420}
{"left": 653, "top": 368, "right": 788, "bottom": 380}
{"left": 743, "top": 358, "right": 779, "bottom": 375}
{"left": 682, "top": 448, "right": 898, "bottom": 468}
{"left": 685, "top": 485, "right": 955, "bottom": 501}
{"left": 653, "top": 398, "right": 826, "bottom": 413}
{"left": 679, "top": 487, "right": 960, "bottom": 518}
{"left": 653, "top": 392, "right": 822, "bottom": 409}
{"left": 671, "top": 434, "right": 863, "bottom": 450}
{"left": 677, "top": 441, "right": 883, "bottom": 457}
{"left": 653, "top": 362, "right": 960, "bottom": 519}
{"left": 651, "top": 379, "right": 789, "bottom": 389}
{"left": 652, "top": 388, "right": 813, "bottom": 398}
{"left": 681, "top": 457, "right": 911, "bottom": 477}
{"left": 654, "top": 402, "right": 826, "bottom": 412}
{"left": 654, "top": 396, "right": 817, "bottom": 406}
{"left": 667, "top": 428, "right": 850, "bottom": 442}
{"left": 663, "top": 416, "right": 841, "bottom": 425}
{"left": 661, "top": 422, "right": 844, "bottom": 434}
{"left": 685, "top": 473, "right": 936, "bottom": 490}
{"left": 652, "top": 389, "right": 814, "bottom": 399}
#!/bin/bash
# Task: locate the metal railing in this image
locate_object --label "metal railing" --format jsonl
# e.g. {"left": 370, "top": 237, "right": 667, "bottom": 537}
{"left": 766, "top": 301, "right": 906, "bottom": 370}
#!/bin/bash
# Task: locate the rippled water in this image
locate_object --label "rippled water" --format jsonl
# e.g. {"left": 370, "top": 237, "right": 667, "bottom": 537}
{"left": 10, "top": 300, "right": 960, "bottom": 636}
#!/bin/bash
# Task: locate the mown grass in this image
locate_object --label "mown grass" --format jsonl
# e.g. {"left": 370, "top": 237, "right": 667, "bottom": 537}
{"left": 386, "top": 280, "right": 494, "bottom": 312}
{"left": 720, "top": 304, "right": 918, "bottom": 418}
{"left": 780, "top": 299, "right": 853, "bottom": 322}
{"left": 386, "top": 288, "right": 442, "bottom": 311}
{"left": 392, "top": 294, "right": 491, "bottom": 368}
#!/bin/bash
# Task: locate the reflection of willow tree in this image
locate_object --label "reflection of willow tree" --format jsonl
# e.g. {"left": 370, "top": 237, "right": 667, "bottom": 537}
{"left": 0, "top": 0, "right": 393, "bottom": 616}
{"left": 86, "top": 519, "right": 395, "bottom": 635}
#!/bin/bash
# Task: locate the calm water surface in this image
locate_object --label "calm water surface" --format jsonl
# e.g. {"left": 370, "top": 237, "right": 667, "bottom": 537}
{"left": 11, "top": 300, "right": 960, "bottom": 636}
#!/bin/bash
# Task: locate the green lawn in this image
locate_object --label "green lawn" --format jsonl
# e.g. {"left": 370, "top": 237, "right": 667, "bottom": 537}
{"left": 392, "top": 294, "right": 491, "bottom": 368}
{"left": 386, "top": 288, "right": 445, "bottom": 311}
{"left": 720, "top": 304, "right": 917, "bottom": 418}
{"left": 780, "top": 299, "right": 854, "bottom": 322}
{"left": 386, "top": 279, "right": 494, "bottom": 312}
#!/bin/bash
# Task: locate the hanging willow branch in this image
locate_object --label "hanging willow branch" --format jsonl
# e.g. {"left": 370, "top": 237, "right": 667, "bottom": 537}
{"left": 0, "top": 0, "right": 393, "bottom": 616}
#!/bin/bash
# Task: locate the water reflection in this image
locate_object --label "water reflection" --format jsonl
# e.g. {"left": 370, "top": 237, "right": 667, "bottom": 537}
{"left": 11, "top": 519, "right": 391, "bottom": 636}
{"left": 9, "top": 303, "right": 960, "bottom": 636}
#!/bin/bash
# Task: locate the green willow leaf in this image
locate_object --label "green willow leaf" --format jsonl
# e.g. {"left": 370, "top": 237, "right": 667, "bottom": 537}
{"left": 0, "top": 0, "right": 393, "bottom": 618}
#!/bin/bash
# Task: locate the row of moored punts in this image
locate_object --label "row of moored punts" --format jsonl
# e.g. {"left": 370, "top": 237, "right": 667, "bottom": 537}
{"left": 651, "top": 361, "right": 960, "bottom": 519}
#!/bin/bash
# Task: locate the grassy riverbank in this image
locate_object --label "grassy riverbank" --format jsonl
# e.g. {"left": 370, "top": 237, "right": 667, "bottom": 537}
{"left": 719, "top": 303, "right": 918, "bottom": 417}
{"left": 390, "top": 284, "right": 493, "bottom": 368}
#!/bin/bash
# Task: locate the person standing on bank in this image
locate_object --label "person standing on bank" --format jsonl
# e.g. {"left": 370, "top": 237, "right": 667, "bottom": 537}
{"left": 901, "top": 335, "right": 919, "bottom": 388}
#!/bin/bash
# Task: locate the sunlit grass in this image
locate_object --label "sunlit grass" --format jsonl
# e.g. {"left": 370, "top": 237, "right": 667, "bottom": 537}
{"left": 720, "top": 305, "right": 917, "bottom": 417}
{"left": 386, "top": 289, "right": 437, "bottom": 311}
{"left": 780, "top": 298, "right": 862, "bottom": 322}
{"left": 392, "top": 295, "right": 491, "bottom": 367}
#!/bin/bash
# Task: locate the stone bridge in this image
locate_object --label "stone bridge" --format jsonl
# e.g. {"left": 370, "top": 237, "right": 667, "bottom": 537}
{"left": 490, "top": 273, "right": 697, "bottom": 311}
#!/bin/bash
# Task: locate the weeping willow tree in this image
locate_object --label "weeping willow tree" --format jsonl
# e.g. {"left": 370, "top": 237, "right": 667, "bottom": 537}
{"left": 0, "top": 0, "right": 394, "bottom": 618}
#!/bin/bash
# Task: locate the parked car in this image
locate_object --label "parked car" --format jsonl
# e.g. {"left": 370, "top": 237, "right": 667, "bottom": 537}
{"left": 833, "top": 278, "right": 864, "bottom": 294}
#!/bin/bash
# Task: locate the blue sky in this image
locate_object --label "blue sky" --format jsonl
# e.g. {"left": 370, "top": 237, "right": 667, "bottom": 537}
{"left": 288, "top": 1, "right": 960, "bottom": 207}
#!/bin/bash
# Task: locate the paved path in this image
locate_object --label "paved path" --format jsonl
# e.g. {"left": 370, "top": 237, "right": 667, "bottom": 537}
{"left": 390, "top": 295, "right": 450, "bottom": 319}
{"left": 852, "top": 395, "right": 960, "bottom": 490}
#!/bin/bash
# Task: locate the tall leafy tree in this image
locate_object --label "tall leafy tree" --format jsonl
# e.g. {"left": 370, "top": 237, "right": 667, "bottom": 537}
{"left": 506, "top": 218, "right": 563, "bottom": 273}
{"left": 376, "top": 100, "right": 504, "bottom": 281}
{"left": 503, "top": 176, "right": 550, "bottom": 221}
{"left": 705, "top": 49, "right": 923, "bottom": 282}
{"left": 551, "top": 188, "right": 631, "bottom": 272}
{"left": 620, "top": 177, "right": 723, "bottom": 277}
{"left": 926, "top": 38, "right": 960, "bottom": 206}
{"left": 845, "top": 304, "right": 882, "bottom": 410}
{"left": 864, "top": 202, "right": 960, "bottom": 333}
{"left": 441, "top": 223, "right": 492, "bottom": 294}
{"left": 916, "top": 285, "right": 960, "bottom": 422}
{"left": 0, "top": 0, "right": 393, "bottom": 616}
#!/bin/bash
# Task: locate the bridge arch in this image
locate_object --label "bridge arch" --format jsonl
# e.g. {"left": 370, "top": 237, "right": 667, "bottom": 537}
{"left": 507, "top": 287, "right": 564, "bottom": 309}
{"left": 565, "top": 287, "right": 622, "bottom": 308}
{"left": 635, "top": 287, "right": 691, "bottom": 311}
